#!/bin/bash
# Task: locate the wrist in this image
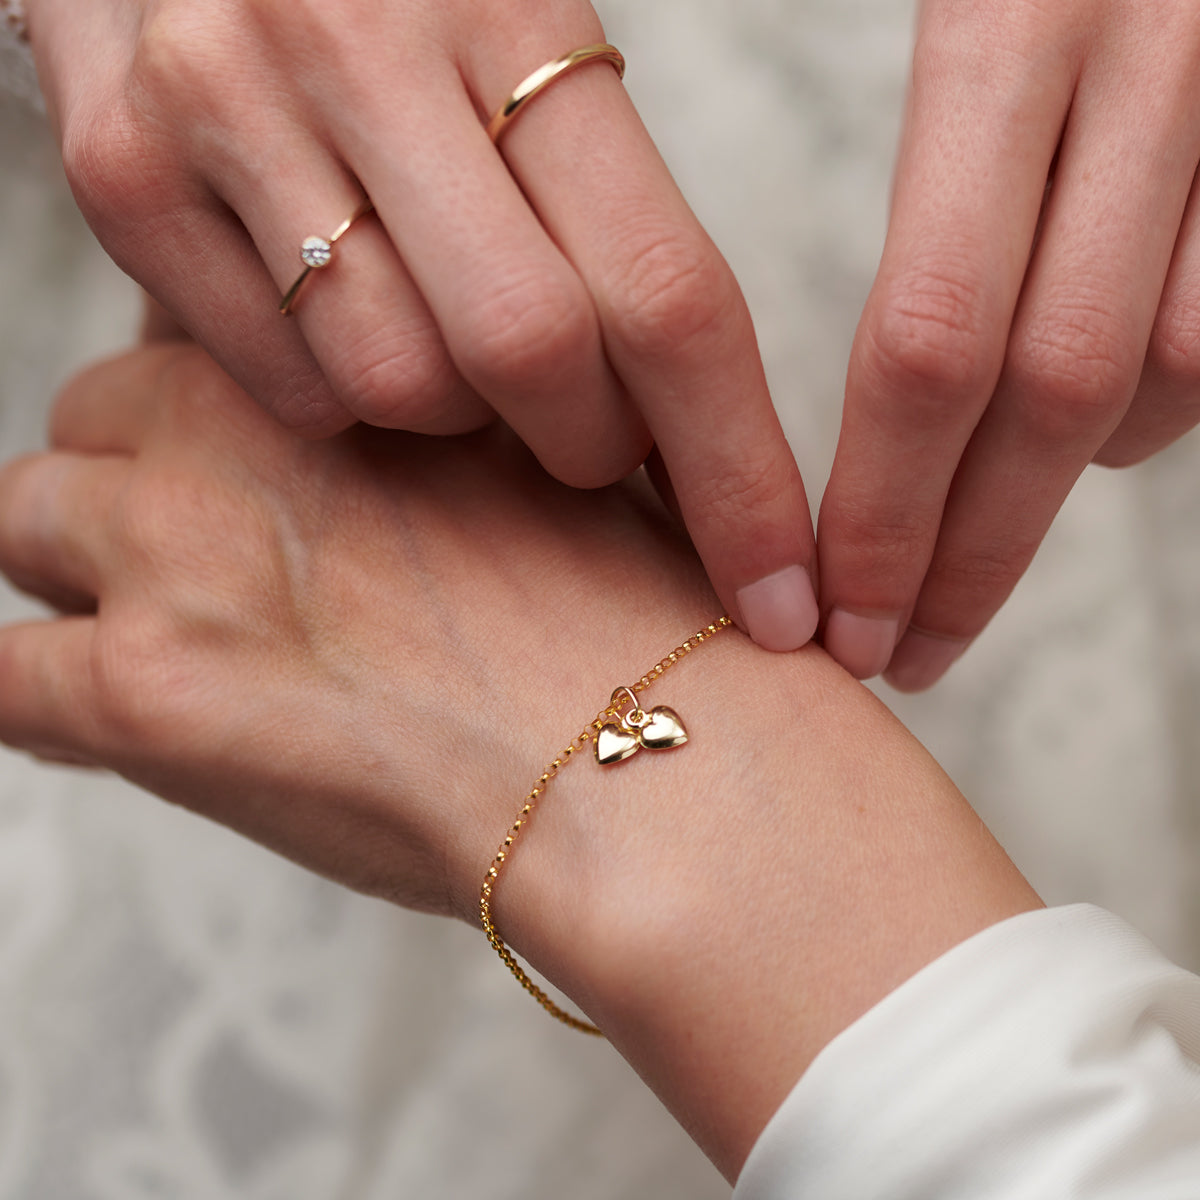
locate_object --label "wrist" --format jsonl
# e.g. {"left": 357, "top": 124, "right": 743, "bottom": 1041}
{"left": 419, "top": 464, "right": 723, "bottom": 922}
{"left": 487, "top": 630, "right": 1041, "bottom": 1179}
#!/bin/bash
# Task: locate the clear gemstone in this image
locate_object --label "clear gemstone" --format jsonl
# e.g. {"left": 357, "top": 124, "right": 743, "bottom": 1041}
{"left": 300, "top": 236, "right": 332, "bottom": 269}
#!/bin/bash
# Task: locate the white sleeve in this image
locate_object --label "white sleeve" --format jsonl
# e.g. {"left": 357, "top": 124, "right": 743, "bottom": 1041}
{"left": 0, "top": 1, "right": 42, "bottom": 111}
{"left": 734, "top": 905, "right": 1200, "bottom": 1199}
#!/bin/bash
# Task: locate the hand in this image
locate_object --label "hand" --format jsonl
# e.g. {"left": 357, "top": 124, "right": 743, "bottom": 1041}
{"left": 819, "top": 0, "right": 1200, "bottom": 689}
{"left": 0, "top": 341, "right": 719, "bottom": 919}
{"left": 0, "top": 344, "right": 1038, "bottom": 1179}
{"left": 26, "top": 0, "right": 818, "bottom": 652}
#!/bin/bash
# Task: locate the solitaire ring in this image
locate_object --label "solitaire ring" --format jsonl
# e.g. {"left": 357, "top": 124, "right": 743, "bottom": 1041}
{"left": 279, "top": 198, "right": 375, "bottom": 316}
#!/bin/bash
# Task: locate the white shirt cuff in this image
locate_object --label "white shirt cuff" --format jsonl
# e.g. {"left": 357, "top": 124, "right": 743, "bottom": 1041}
{"left": 735, "top": 904, "right": 1200, "bottom": 1199}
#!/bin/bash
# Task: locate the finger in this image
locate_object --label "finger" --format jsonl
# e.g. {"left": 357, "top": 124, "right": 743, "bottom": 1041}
{"left": 140, "top": 291, "right": 192, "bottom": 343}
{"left": 53, "top": 40, "right": 360, "bottom": 437}
{"left": 0, "top": 452, "right": 127, "bottom": 602}
{"left": 60, "top": 116, "right": 354, "bottom": 438}
{"left": 323, "top": 55, "right": 648, "bottom": 489}
{"left": 818, "top": 15, "right": 1075, "bottom": 677}
{"left": 52, "top": 15, "right": 481, "bottom": 440}
{"left": 222, "top": 150, "right": 493, "bottom": 436}
{"left": 0, "top": 617, "right": 101, "bottom": 763}
{"left": 1098, "top": 165, "right": 1200, "bottom": 468}
{"left": 644, "top": 448, "right": 683, "bottom": 525}
{"left": 49, "top": 344, "right": 185, "bottom": 454}
{"left": 884, "top": 57, "right": 1200, "bottom": 693}
{"left": 468, "top": 38, "right": 817, "bottom": 647}
{"left": 642, "top": 443, "right": 812, "bottom": 650}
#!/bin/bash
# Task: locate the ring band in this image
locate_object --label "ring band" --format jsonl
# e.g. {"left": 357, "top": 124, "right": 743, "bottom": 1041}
{"left": 279, "top": 198, "right": 375, "bottom": 316}
{"left": 486, "top": 43, "right": 625, "bottom": 144}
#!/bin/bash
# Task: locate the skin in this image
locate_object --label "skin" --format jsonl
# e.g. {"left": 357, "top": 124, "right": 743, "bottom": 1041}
{"left": 20, "top": 0, "right": 1200, "bottom": 684}
{"left": 0, "top": 345, "right": 1041, "bottom": 1181}
{"left": 821, "top": 0, "right": 1200, "bottom": 688}
{"left": 24, "top": 0, "right": 819, "bottom": 655}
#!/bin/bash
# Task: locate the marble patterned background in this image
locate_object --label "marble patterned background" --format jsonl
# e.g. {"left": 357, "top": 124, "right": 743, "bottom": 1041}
{"left": 1, "top": 1, "right": 1198, "bottom": 1195}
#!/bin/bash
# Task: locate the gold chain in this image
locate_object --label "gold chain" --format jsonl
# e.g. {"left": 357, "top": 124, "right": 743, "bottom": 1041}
{"left": 479, "top": 616, "right": 732, "bottom": 1037}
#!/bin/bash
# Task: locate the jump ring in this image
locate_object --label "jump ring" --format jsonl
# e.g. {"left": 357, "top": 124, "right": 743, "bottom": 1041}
{"left": 278, "top": 198, "right": 374, "bottom": 316}
{"left": 486, "top": 43, "right": 625, "bottom": 144}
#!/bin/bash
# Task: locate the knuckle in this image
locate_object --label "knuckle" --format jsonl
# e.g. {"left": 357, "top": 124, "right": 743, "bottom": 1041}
{"left": 125, "top": 3, "right": 255, "bottom": 177}
{"left": 87, "top": 622, "right": 215, "bottom": 762}
{"left": 861, "top": 267, "right": 998, "bottom": 410}
{"left": 458, "top": 276, "right": 595, "bottom": 393}
{"left": 606, "top": 231, "right": 739, "bottom": 361}
{"left": 922, "top": 538, "right": 1037, "bottom": 617}
{"left": 109, "top": 475, "right": 184, "bottom": 572}
{"left": 1091, "top": 435, "right": 1149, "bottom": 470}
{"left": 546, "top": 424, "right": 653, "bottom": 490}
{"left": 338, "top": 337, "right": 458, "bottom": 429}
{"left": 1008, "top": 307, "right": 1138, "bottom": 438}
{"left": 242, "top": 0, "right": 297, "bottom": 25}
{"left": 909, "top": 24, "right": 973, "bottom": 94}
{"left": 910, "top": 4, "right": 1058, "bottom": 86}
{"left": 685, "top": 451, "right": 793, "bottom": 533}
{"left": 61, "top": 101, "right": 160, "bottom": 228}
{"left": 86, "top": 623, "right": 170, "bottom": 749}
{"left": 132, "top": 3, "right": 224, "bottom": 103}
{"left": 1095, "top": 399, "right": 1200, "bottom": 470}
{"left": 822, "top": 495, "right": 931, "bottom": 582}
{"left": 261, "top": 366, "right": 348, "bottom": 434}
{"left": 1148, "top": 293, "right": 1200, "bottom": 386}
{"left": 244, "top": 0, "right": 341, "bottom": 51}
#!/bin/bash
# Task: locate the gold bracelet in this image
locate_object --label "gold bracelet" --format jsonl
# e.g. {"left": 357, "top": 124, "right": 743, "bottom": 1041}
{"left": 479, "top": 616, "right": 732, "bottom": 1037}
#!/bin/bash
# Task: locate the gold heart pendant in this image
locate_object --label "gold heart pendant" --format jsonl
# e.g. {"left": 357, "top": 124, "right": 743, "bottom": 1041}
{"left": 595, "top": 700, "right": 689, "bottom": 765}
{"left": 638, "top": 706, "right": 688, "bottom": 750}
{"left": 596, "top": 722, "right": 641, "bottom": 766}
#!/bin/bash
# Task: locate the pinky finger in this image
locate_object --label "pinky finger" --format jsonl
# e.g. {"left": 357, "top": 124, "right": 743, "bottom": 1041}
{"left": 0, "top": 617, "right": 101, "bottom": 763}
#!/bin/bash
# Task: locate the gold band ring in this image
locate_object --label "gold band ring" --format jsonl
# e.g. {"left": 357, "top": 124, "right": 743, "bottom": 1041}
{"left": 279, "top": 198, "right": 375, "bottom": 316}
{"left": 486, "top": 43, "right": 625, "bottom": 144}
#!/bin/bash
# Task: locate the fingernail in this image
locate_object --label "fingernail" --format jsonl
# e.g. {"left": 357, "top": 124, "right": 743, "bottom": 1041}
{"left": 736, "top": 566, "right": 819, "bottom": 652}
{"left": 825, "top": 609, "right": 900, "bottom": 679}
{"left": 883, "top": 630, "right": 969, "bottom": 693}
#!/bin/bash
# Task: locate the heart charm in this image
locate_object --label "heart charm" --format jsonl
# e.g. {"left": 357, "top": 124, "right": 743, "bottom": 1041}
{"left": 638, "top": 706, "right": 688, "bottom": 751}
{"left": 596, "top": 722, "right": 641, "bottom": 766}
